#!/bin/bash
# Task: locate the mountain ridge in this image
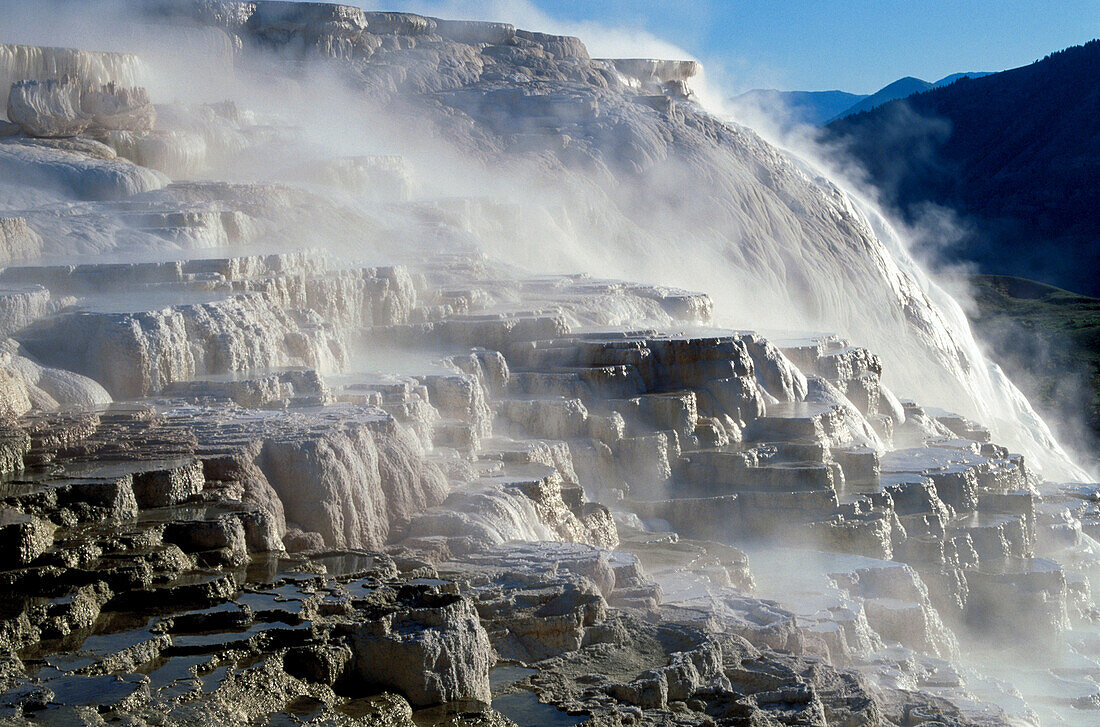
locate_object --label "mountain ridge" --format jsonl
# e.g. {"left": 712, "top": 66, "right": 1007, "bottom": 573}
{"left": 731, "top": 88, "right": 868, "bottom": 127}
{"left": 733, "top": 71, "right": 992, "bottom": 127}
{"left": 826, "top": 39, "right": 1100, "bottom": 296}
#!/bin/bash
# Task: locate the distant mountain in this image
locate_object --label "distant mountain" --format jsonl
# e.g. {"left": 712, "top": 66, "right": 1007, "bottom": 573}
{"left": 830, "top": 76, "right": 933, "bottom": 120}
{"left": 731, "top": 89, "right": 868, "bottom": 127}
{"left": 734, "top": 72, "right": 991, "bottom": 129}
{"left": 826, "top": 40, "right": 1100, "bottom": 296}
{"left": 828, "top": 72, "right": 991, "bottom": 121}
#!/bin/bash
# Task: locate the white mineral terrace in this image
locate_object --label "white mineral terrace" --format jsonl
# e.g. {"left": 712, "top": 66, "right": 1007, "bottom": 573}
{"left": 0, "top": 3, "right": 1097, "bottom": 725}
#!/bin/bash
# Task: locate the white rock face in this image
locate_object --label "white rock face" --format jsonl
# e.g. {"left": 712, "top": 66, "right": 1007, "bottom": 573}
{"left": 20, "top": 293, "right": 346, "bottom": 398}
{"left": 614, "top": 58, "right": 700, "bottom": 79}
{"left": 0, "top": 338, "right": 111, "bottom": 416}
{"left": 0, "top": 286, "right": 50, "bottom": 337}
{"left": 241, "top": 265, "right": 419, "bottom": 333}
{"left": 294, "top": 155, "right": 415, "bottom": 202}
{"left": 407, "top": 470, "right": 580, "bottom": 547}
{"left": 98, "top": 128, "right": 208, "bottom": 177}
{"left": 0, "top": 43, "right": 144, "bottom": 113}
{"left": 803, "top": 376, "right": 883, "bottom": 449}
{"left": 349, "top": 594, "right": 493, "bottom": 707}
{"left": 204, "top": 448, "right": 289, "bottom": 542}
{"left": 0, "top": 217, "right": 42, "bottom": 263}
{"left": 743, "top": 335, "right": 808, "bottom": 403}
{"left": 7, "top": 78, "right": 88, "bottom": 137}
{"left": 83, "top": 82, "right": 155, "bottom": 132}
{"left": 258, "top": 410, "right": 448, "bottom": 549}
{"left": 7, "top": 77, "right": 155, "bottom": 138}
{"left": 103, "top": 101, "right": 255, "bottom": 178}
{"left": 0, "top": 141, "right": 167, "bottom": 204}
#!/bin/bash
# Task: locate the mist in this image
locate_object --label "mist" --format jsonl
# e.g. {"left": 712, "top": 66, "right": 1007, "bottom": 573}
{"left": 727, "top": 84, "right": 1100, "bottom": 480}
{"left": 1, "top": 2, "right": 1098, "bottom": 724}
{"left": 0, "top": 0, "right": 1090, "bottom": 474}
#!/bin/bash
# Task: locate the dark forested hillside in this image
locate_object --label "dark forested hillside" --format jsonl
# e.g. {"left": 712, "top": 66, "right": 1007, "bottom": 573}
{"left": 829, "top": 76, "right": 933, "bottom": 120}
{"left": 827, "top": 40, "right": 1100, "bottom": 296}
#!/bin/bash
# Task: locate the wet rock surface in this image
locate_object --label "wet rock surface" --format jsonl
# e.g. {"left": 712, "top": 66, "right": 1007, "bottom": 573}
{"left": 0, "top": 247, "right": 1073, "bottom": 725}
{"left": 0, "top": 3, "right": 1097, "bottom": 726}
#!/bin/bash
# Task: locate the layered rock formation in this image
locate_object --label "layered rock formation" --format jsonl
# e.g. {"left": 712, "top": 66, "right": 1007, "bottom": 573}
{"left": 0, "top": 3, "right": 1097, "bottom": 726}
{"left": 8, "top": 77, "right": 154, "bottom": 138}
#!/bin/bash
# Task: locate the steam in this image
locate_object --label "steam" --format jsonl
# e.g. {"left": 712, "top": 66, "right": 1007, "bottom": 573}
{"left": 721, "top": 86, "right": 1094, "bottom": 481}
{"left": 4, "top": 4, "right": 1100, "bottom": 724}
{"left": 2, "top": 0, "right": 1091, "bottom": 481}
{"left": 395, "top": 0, "right": 695, "bottom": 58}
{"left": 0, "top": 0, "right": 1090, "bottom": 486}
{"left": 395, "top": 0, "right": 1093, "bottom": 481}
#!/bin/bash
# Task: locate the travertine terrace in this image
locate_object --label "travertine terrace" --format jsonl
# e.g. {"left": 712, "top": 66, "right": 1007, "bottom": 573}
{"left": 0, "top": 3, "right": 1098, "bottom": 726}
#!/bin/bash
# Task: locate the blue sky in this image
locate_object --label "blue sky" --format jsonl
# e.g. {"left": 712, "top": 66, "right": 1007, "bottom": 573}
{"left": 385, "top": 0, "right": 1100, "bottom": 93}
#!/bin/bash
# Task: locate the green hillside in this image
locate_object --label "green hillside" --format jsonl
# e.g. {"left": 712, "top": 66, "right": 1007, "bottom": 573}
{"left": 967, "top": 274, "right": 1100, "bottom": 468}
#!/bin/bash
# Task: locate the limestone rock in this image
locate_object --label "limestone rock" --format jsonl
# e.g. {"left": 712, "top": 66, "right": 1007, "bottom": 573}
{"left": 7, "top": 77, "right": 154, "bottom": 138}
{"left": 0, "top": 138, "right": 168, "bottom": 201}
{"left": 82, "top": 82, "right": 155, "bottom": 132}
{"left": 0, "top": 43, "right": 142, "bottom": 103}
{"left": 436, "top": 20, "right": 517, "bottom": 46}
{"left": 0, "top": 508, "right": 55, "bottom": 565}
{"left": 0, "top": 339, "right": 112, "bottom": 417}
{"left": 7, "top": 78, "right": 88, "bottom": 138}
{"left": 348, "top": 591, "right": 493, "bottom": 707}
{"left": 0, "top": 217, "right": 43, "bottom": 263}
{"left": 260, "top": 409, "right": 447, "bottom": 549}
{"left": 19, "top": 294, "right": 347, "bottom": 398}
{"left": 131, "top": 459, "right": 205, "bottom": 508}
